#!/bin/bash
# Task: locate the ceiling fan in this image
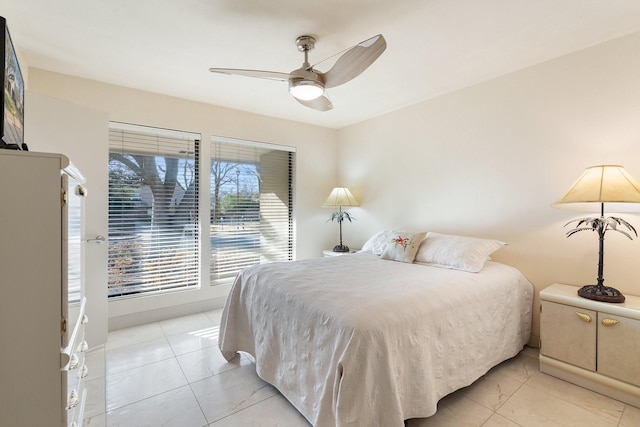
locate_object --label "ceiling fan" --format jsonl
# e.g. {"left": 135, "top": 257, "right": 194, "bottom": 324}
{"left": 209, "top": 34, "right": 386, "bottom": 112}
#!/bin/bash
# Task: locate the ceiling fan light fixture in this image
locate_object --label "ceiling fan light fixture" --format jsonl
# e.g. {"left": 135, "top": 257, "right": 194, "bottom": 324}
{"left": 289, "top": 79, "right": 324, "bottom": 101}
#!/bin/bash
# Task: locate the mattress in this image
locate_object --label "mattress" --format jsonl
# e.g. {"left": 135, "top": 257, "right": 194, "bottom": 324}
{"left": 219, "top": 252, "right": 533, "bottom": 426}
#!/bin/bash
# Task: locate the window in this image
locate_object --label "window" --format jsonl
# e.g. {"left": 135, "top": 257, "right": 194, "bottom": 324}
{"left": 107, "top": 124, "right": 294, "bottom": 298}
{"left": 210, "top": 137, "right": 295, "bottom": 282}
{"left": 108, "top": 123, "right": 200, "bottom": 297}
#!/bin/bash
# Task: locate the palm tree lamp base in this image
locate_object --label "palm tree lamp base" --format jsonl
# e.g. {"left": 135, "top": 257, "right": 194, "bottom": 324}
{"left": 578, "top": 284, "right": 625, "bottom": 303}
{"left": 332, "top": 244, "right": 350, "bottom": 252}
{"left": 554, "top": 166, "right": 640, "bottom": 305}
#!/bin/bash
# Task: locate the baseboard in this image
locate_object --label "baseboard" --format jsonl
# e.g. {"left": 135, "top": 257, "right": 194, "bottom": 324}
{"left": 528, "top": 334, "right": 540, "bottom": 348}
{"left": 540, "top": 354, "right": 640, "bottom": 407}
{"left": 108, "top": 296, "right": 228, "bottom": 331}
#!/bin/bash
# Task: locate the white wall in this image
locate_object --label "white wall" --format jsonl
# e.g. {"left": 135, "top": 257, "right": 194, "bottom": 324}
{"left": 25, "top": 92, "right": 109, "bottom": 347}
{"left": 336, "top": 31, "right": 640, "bottom": 344}
{"left": 26, "top": 30, "right": 640, "bottom": 344}
{"left": 27, "top": 70, "right": 339, "bottom": 336}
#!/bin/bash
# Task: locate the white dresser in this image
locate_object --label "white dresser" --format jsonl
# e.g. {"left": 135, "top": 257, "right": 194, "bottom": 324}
{"left": 0, "top": 150, "right": 89, "bottom": 426}
{"left": 540, "top": 283, "right": 640, "bottom": 407}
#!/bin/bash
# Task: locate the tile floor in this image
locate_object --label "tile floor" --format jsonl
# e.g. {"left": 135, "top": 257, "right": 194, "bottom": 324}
{"left": 82, "top": 309, "right": 640, "bottom": 427}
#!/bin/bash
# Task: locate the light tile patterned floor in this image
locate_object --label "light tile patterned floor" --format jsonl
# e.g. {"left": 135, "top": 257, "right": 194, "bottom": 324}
{"left": 83, "top": 310, "right": 640, "bottom": 427}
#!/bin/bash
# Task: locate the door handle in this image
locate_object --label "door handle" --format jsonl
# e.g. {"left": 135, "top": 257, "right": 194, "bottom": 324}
{"left": 85, "top": 235, "right": 106, "bottom": 244}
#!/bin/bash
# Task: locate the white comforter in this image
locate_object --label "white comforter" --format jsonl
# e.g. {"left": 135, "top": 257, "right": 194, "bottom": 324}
{"left": 219, "top": 252, "right": 533, "bottom": 426}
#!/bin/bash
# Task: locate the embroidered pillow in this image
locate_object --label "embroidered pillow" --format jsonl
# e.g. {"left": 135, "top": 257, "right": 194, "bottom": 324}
{"left": 414, "top": 232, "right": 506, "bottom": 272}
{"left": 380, "top": 231, "right": 426, "bottom": 263}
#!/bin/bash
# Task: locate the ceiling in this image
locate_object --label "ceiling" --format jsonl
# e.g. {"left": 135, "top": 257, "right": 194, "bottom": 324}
{"left": 3, "top": 0, "right": 640, "bottom": 129}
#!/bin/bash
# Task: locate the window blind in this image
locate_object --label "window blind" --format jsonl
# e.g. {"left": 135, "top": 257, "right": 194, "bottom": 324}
{"left": 210, "top": 137, "right": 295, "bottom": 282}
{"left": 108, "top": 123, "right": 200, "bottom": 297}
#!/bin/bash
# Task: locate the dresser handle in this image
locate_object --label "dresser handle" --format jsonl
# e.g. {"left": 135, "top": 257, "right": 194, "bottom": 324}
{"left": 81, "top": 314, "right": 89, "bottom": 324}
{"left": 66, "top": 390, "right": 79, "bottom": 409}
{"left": 68, "top": 353, "right": 79, "bottom": 370}
{"left": 79, "top": 340, "right": 89, "bottom": 352}
{"left": 601, "top": 318, "right": 619, "bottom": 327}
{"left": 575, "top": 312, "right": 592, "bottom": 323}
{"left": 81, "top": 365, "right": 89, "bottom": 378}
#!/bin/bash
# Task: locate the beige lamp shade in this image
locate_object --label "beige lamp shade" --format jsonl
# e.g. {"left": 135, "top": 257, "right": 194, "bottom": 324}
{"left": 554, "top": 165, "right": 640, "bottom": 208}
{"left": 322, "top": 187, "right": 359, "bottom": 207}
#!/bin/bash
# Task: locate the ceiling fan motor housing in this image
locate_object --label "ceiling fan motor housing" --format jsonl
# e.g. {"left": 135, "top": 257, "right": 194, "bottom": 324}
{"left": 295, "top": 35, "right": 316, "bottom": 52}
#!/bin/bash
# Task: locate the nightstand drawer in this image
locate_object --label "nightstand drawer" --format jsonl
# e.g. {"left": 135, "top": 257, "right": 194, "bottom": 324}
{"left": 597, "top": 312, "right": 640, "bottom": 386}
{"left": 540, "top": 301, "right": 596, "bottom": 371}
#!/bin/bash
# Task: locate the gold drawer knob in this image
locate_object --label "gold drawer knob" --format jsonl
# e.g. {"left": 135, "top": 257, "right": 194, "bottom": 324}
{"left": 575, "top": 312, "right": 592, "bottom": 323}
{"left": 601, "top": 318, "right": 619, "bottom": 327}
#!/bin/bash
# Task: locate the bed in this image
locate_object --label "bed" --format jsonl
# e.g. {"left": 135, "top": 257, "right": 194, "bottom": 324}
{"left": 218, "top": 232, "right": 533, "bottom": 427}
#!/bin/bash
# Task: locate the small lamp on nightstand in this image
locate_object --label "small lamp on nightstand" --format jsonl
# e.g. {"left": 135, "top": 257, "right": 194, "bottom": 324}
{"left": 322, "top": 187, "right": 359, "bottom": 252}
{"left": 554, "top": 165, "right": 640, "bottom": 303}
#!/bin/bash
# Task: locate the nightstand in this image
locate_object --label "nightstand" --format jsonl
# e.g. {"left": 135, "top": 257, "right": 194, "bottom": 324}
{"left": 323, "top": 249, "right": 359, "bottom": 257}
{"left": 539, "top": 283, "right": 640, "bottom": 407}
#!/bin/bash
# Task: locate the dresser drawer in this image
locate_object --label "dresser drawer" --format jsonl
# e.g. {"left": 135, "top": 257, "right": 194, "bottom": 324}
{"left": 61, "top": 298, "right": 89, "bottom": 427}
{"left": 64, "top": 331, "right": 88, "bottom": 401}
{"left": 66, "top": 383, "right": 87, "bottom": 427}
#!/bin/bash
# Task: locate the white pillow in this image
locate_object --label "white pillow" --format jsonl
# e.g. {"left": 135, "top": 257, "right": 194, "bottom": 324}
{"left": 380, "top": 231, "right": 426, "bottom": 263}
{"left": 414, "top": 232, "right": 505, "bottom": 272}
{"left": 360, "top": 230, "right": 396, "bottom": 255}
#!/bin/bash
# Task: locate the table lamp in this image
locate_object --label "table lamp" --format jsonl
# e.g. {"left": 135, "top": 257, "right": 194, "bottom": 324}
{"left": 554, "top": 165, "right": 640, "bottom": 303}
{"left": 322, "top": 187, "right": 359, "bottom": 252}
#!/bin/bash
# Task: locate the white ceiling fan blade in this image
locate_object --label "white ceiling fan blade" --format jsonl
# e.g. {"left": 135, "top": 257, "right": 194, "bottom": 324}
{"left": 208, "top": 68, "right": 290, "bottom": 82}
{"left": 322, "top": 34, "right": 386, "bottom": 89}
{"left": 295, "top": 93, "right": 333, "bottom": 111}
